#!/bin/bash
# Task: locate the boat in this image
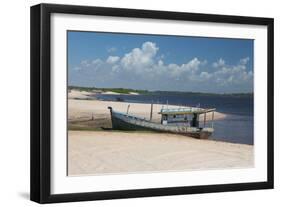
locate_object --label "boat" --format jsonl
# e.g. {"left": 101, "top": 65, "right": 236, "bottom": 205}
{"left": 108, "top": 104, "right": 216, "bottom": 139}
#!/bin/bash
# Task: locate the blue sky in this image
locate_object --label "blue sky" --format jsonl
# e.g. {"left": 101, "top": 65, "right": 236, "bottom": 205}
{"left": 68, "top": 31, "right": 253, "bottom": 93}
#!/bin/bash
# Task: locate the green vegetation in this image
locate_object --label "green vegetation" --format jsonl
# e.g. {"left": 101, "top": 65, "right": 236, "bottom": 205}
{"left": 102, "top": 88, "right": 149, "bottom": 94}
{"left": 68, "top": 85, "right": 149, "bottom": 94}
{"left": 153, "top": 90, "right": 253, "bottom": 97}
{"left": 68, "top": 86, "right": 96, "bottom": 92}
{"left": 68, "top": 85, "right": 253, "bottom": 97}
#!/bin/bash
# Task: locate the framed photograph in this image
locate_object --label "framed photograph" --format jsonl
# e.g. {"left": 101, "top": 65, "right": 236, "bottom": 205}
{"left": 30, "top": 3, "right": 274, "bottom": 203}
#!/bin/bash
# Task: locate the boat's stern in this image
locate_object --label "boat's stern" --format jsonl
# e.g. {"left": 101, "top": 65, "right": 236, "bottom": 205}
{"left": 199, "top": 128, "right": 214, "bottom": 139}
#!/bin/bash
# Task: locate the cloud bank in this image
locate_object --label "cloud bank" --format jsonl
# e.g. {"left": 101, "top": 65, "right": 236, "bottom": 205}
{"left": 69, "top": 41, "right": 253, "bottom": 93}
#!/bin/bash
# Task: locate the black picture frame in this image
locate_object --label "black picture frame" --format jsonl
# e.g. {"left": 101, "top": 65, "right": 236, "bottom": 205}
{"left": 30, "top": 3, "right": 274, "bottom": 204}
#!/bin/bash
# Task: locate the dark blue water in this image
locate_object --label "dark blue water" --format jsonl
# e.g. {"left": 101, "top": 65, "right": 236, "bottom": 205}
{"left": 95, "top": 93, "right": 253, "bottom": 145}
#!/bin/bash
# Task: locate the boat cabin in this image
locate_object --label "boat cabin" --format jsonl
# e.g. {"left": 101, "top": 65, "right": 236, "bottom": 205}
{"left": 159, "top": 107, "right": 216, "bottom": 128}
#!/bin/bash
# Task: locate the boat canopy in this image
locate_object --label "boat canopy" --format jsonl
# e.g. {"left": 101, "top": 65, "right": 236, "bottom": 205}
{"left": 158, "top": 107, "right": 216, "bottom": 115}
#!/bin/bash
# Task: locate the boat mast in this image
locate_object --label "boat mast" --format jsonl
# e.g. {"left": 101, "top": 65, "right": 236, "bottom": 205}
{"left": 150, "top": 101, "right": 153, "bottom": 121}
{"left": 203, "top": 112, "right": 206, "bottom": 127}
{"left": 126, "top": 104, "right": 130, "bottom": 114}
{"left": 211, "top": 111, "right": 215, "bottom": 128}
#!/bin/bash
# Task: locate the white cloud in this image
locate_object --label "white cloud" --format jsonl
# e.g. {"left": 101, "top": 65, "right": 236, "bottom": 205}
{"left": 106, "top": 56, "right": 120, "bottom": 64}
{"left": 166, "top": 57, "right": 202, "bottom": 79}
{"left": 240, "top": 57, "right": 250, "bottom": 65}
{"left": 121, "top": 41, "right": 158, "bottom": 73}
{"left": 212, "top": 58, "right": 225, "bottom": 68}
{"left": 200, "top": 71, "right": 212, "bottom": 80}
{"left": 81, "top": 60, "right": 90, "bottom": 67}
{"left": 212, "top": 58, "right": 253, "bottom": 87}
{"left": 181, "top": 57, "right": 201, "bottom": 73}
{"left": 70, "top": 42, "right": 253, "bottom": 93}
{"left": 91, "top": 59, "right": 102, "bottom": 65}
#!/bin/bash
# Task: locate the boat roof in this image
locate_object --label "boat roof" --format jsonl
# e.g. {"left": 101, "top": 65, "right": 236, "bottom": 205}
{"left": 158, "top": 107, "right": 216, "bottom": 115}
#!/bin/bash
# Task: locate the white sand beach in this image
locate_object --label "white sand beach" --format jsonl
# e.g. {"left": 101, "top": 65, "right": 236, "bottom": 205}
{"left": 68, "top": 90, "right": 93, "bottom": 99}
{"left": 68, "top": 131, "right": 254, "bottom": 176}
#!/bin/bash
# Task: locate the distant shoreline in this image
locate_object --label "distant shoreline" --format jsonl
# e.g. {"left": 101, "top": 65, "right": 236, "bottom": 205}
{"left": 68, "top": 85, "right": 253, "bottom": 97}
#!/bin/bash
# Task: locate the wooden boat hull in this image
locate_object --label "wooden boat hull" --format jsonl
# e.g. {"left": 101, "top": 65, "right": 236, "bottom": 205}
{"left": 108, "top": 107, "right": 213, "bottom": 139}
